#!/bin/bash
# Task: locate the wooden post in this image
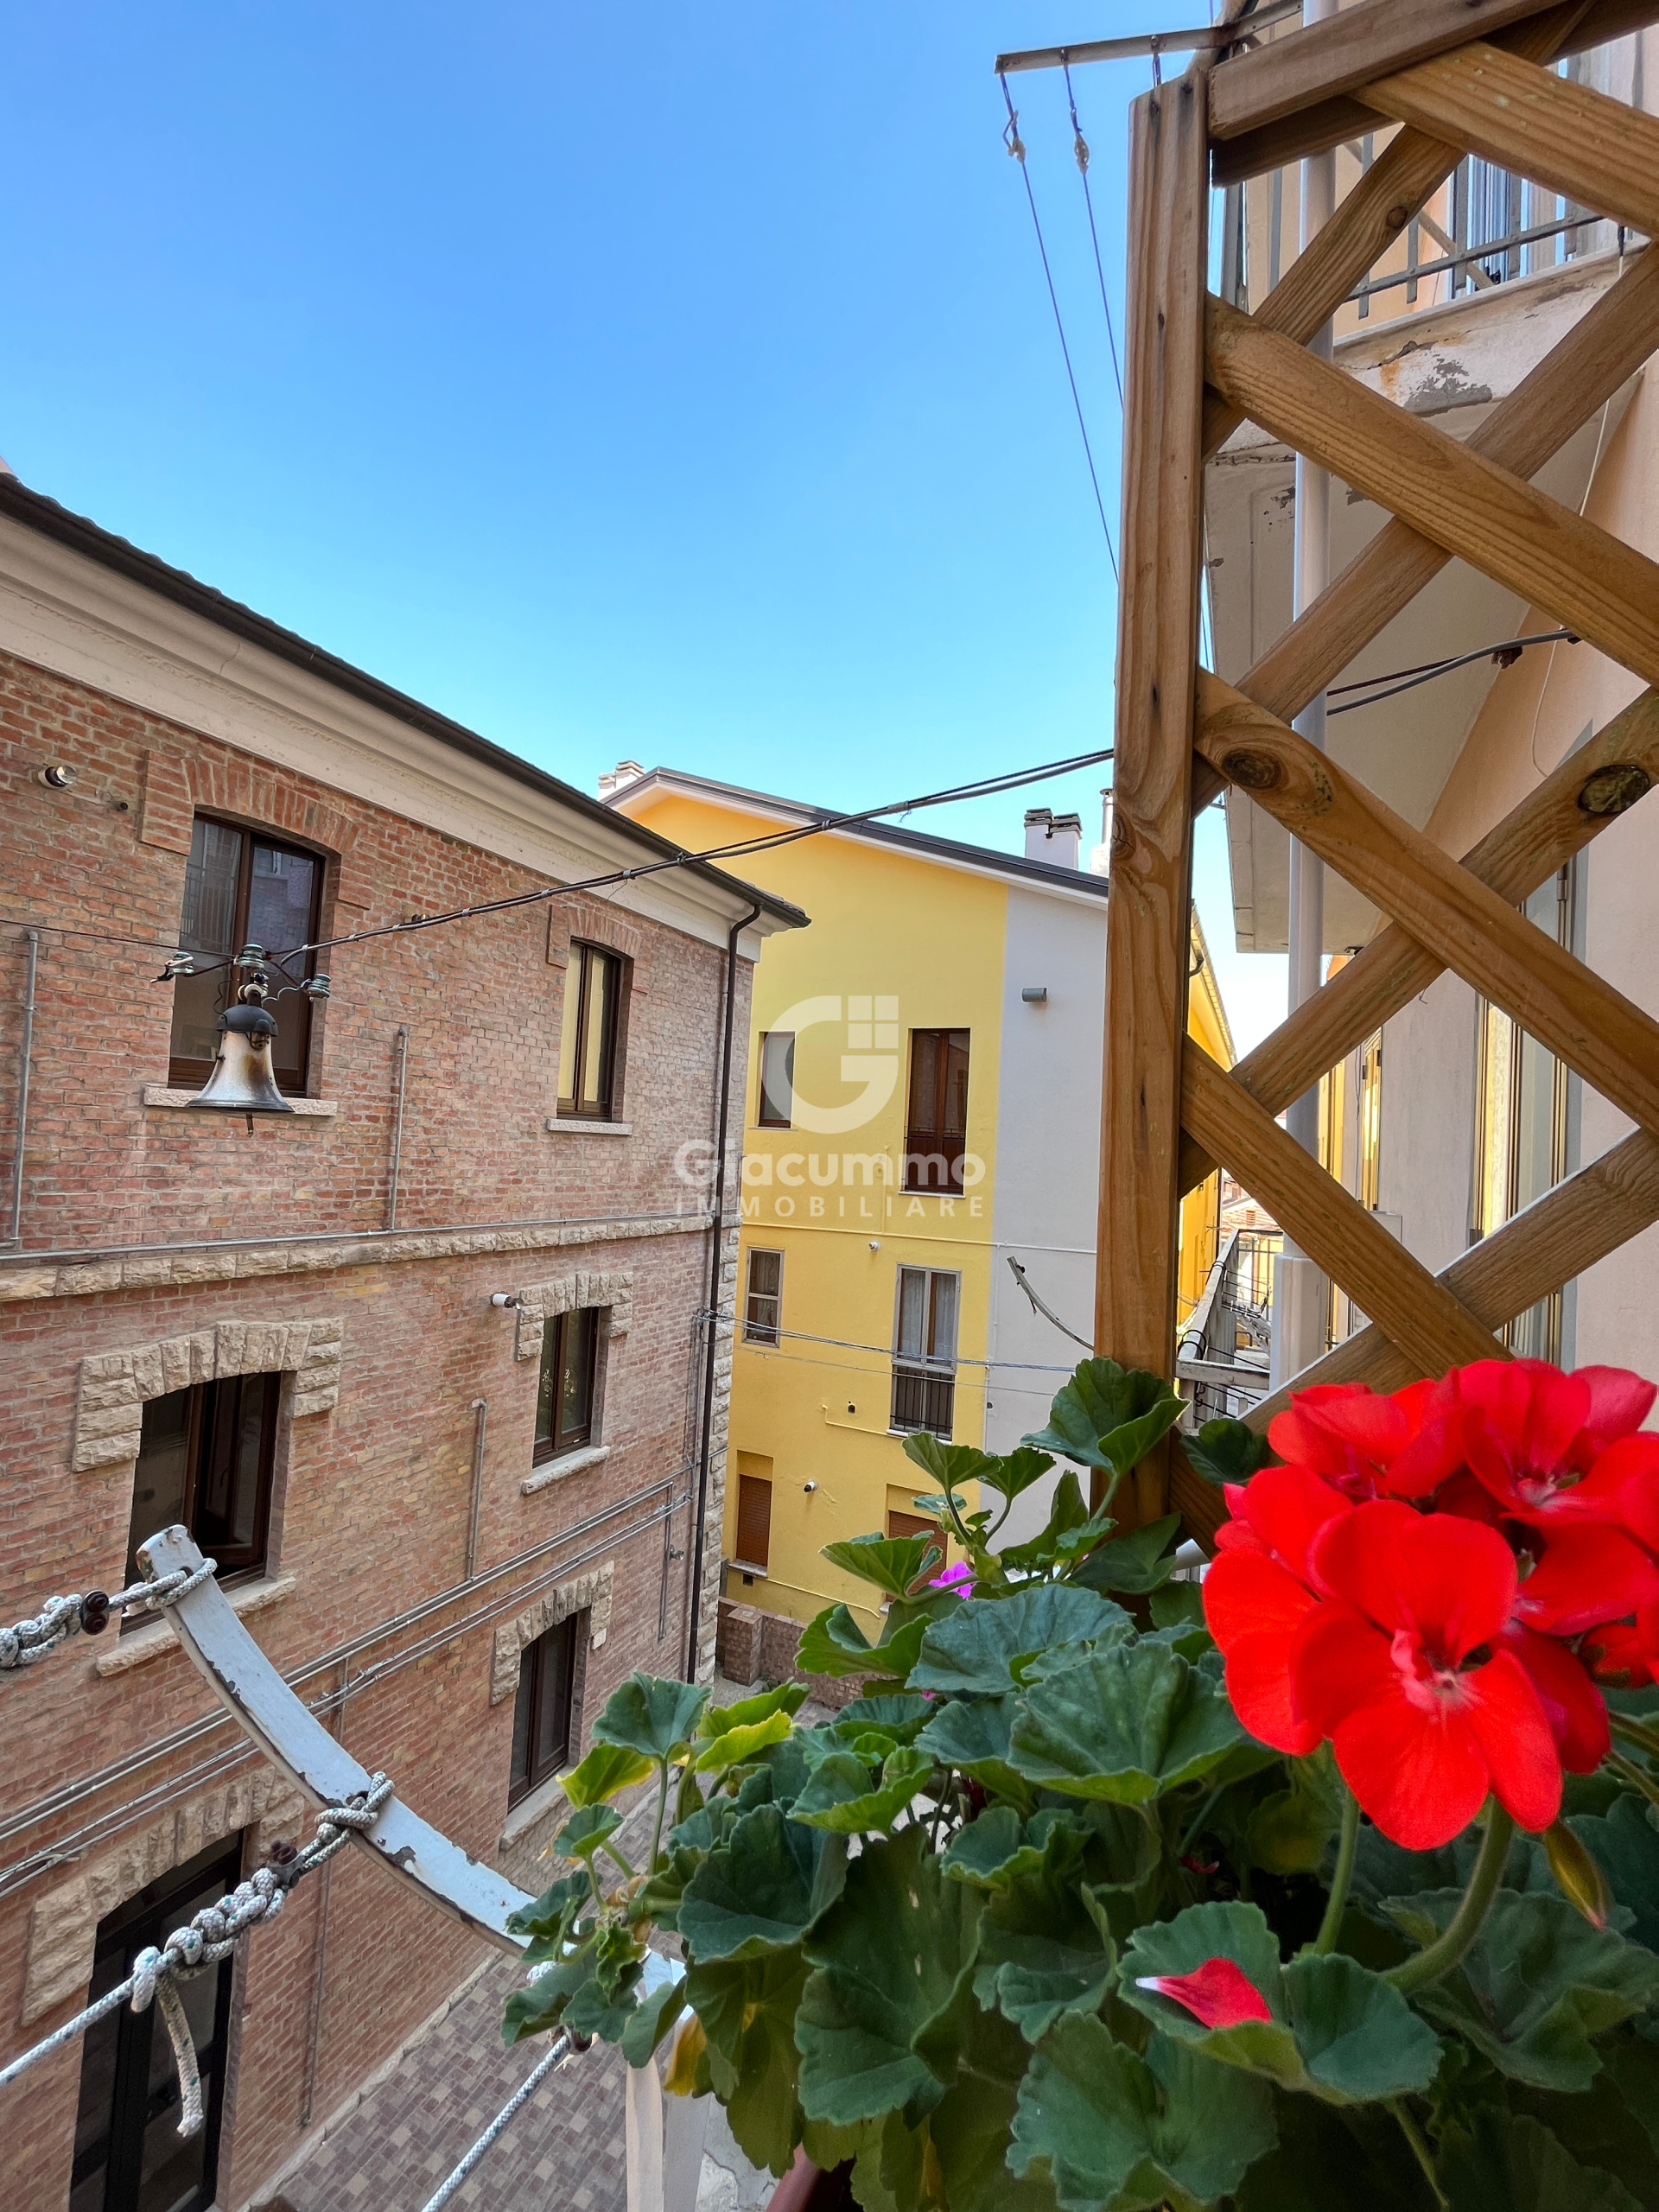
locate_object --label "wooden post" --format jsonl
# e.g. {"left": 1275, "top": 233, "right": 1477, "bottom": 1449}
{"left": 1096, "top": 66, "right": 1210, "bottom": 1522}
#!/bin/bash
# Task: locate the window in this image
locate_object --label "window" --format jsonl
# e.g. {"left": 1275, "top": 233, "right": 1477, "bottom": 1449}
{"left": 743, "top": 1249, "right": 783, "bottom": 1345}
{"left": 887, "top": 1508, "right": 935, "bottom": 1541}
{"left": 734, "top": 1470, "right": 772, "bottom": 1573}
{"left": 71, "top": 1836, "right": 241, "bottom": 2212}
{"left": 1473, "top": 861, "right": 1582, "bottom": 1361}
{"left": 556, "top": 942, "right": 625, "bottom": 1119}
{"left": 904, "top": 1030, "right": 970, "bottom": 1190}
{"left": 510, "top": 1616, "right": 579, "bottom": 1804}
{"left": 1357, "top": 1031, "right": 1383, "bottom": 1214}
{"left": 757, "top": 1031, "right": 795, "bottom": 1128}
{"left": 891, "top": 1266, "right": 960, "bottom": 1439}
{"left": 535, "top": 1307, "right": 599, "bottom": 1463}
{"left": 169, "top": 817, "right": 323, "bottom": 1093}
{"left": 125, "top": 1375, "right": 279, "bottom": 1596}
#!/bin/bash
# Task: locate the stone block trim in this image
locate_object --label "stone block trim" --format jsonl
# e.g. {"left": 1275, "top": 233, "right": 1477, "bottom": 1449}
{"left": 546, "top": 896, "right": 651, "bottom": 992}
{"left": 489, "top": 1561, "right": 614, "bottom": 1704}
{"left": 22, "top": 1765, "right": 305, "bottom": 2024}
{"left": 512, "top": 1269, "right": 633, "bottom": 1363}
{"left": 73, "top": 1315, "right": 343, "bottom": 1472}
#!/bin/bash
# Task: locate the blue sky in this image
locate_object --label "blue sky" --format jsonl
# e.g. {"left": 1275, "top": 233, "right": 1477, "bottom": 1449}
{"left": 3, "top": 1, "right": 1287, "bottom": 1050}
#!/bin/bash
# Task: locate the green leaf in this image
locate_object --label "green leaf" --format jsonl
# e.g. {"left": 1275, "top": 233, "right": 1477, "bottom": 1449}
{"left": 792, "top": 1747, "right": 933, "bottom": 1834}
{"left": 562, "top": 1740, "right": 656, "bottom": 1808}
{"left": 822, "top": 1532, "right": 943, "bottom": 1599}
{"left": 902, "top": 1431, "right": 1053, "bottom": 1508}
{"left": 501, "top": 1954, "right": 594, "bottom": 2044}
{"left": 1181, "top": 1417, "right": 1275, "bottom": 1488}
{"left": 1510, "top": 2043, "right": 1659, "bottom": 2206}
{"left": 1007, "top": 1641, "right": 1245, "bottom": 1802}
{"left": 1234, "top": 2099, "right": 1438, "bottom": 2211}
{"left": 1440, "top": 2110, "right": 1643, "bottom": 2212}
{"left": 797, "top": 1825, "right": 984, "bottom": 2126}
{"left": 692, "top": 1708, "right": 794, "bottom": 1772}
{"left": 928, "top": 1999, "right": 1060, "bottom": 2212}
{"left": 1247, "top": 1775, "right": 1343, "bottom": 1878}
{"left": 685, "top": 1948, "right": 810, "bottom": 2175}
{"left": 1070, "top": 1514, "right": 1183, "bottom": 1595}
{"left": 914, "top": 1694, "right": 1033, "bottom": 1808}
{"left": 798, "top": 1604, "right": 874, "bottom": 1679}
{"left": 911, "top": 1586, "right": 1131, "bottom": 1698}
{"left": 1571, "top": 1795, "right": 1659, "bottom": 1952}
{"left": 1010, "top": 2018, "right": 1277, "bottom": 2212}
{"left": 554, "top": 1803, "right": 624, "bottom": 1863}
{"left": 1118, "top": 1899, "right": 1440, "bottom": 2103}
{"left": 1022, "top": 1358, "right": 1184, "bottom": 1479}
{"left": 698, "top": 1681, "right": 810, "bottom": 1736}
{"left": 972, "top": 1824, "right": 1116, "bottom": 2042}
{"left": 592, "top": 1672, "right": 711, "bottom": 1763}
{"left": 677, "top": 1804, "right": 839, "bottom": 1961}
{"left": 1150, "top": 1582, "right": 1207, "bottom": 1630}
{"left": 505, "top": 1869, "right": 591, "bottom": 1944}
{"left": 998, "top": 1470, "right": 1092, "bottom": 1574}
{"left": 620, "top": 1971, "right": 686, "bottom": 2066}
{"left": 1389, "top": 1890, "right": 1659, "bottom": 2092}
{"left": 943, "top": 1806, "right": 1053, "bottom": 1891}
{"left": 838, "top": 1694, "right": 931, "bottom": 1745}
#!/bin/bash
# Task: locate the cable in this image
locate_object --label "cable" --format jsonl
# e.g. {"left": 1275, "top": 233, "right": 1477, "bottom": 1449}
{"left": 1063, "top": 64, "right": 1124, "bottom": 410}
{"left": 1325, "top": 630, "right": 1577, "bottom": 717}
{"left": 1000, "top": 77, "right": 1120, "bottom": 581}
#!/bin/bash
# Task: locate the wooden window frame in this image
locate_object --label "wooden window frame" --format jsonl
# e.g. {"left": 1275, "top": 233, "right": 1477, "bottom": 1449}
{"left": 903, "top": 1029, "right": 970, "bottom": 1192}
{"left": 742, "top": 1248, "right": 784, "bottom": 1345}
{"left": 168, "top": 815, "right": 325, "bottom": 1094}
{"left": 757, "top": 1031, "right": 795, "bottom": 1128}
{"left": 556, "top": 941, "right": 626, "bottom": 1121}
{"left": 124, "top": 1373, "right": 280, "bottom": 1599}
{"left": 890, "top": 1265, "right": 961, "bottom": 1440}
{"left": 508, "top": 1615, "right": 580, "bottom": 1806}
{"left": 534, "top": 1306, "right": 601, "bottom": 1465}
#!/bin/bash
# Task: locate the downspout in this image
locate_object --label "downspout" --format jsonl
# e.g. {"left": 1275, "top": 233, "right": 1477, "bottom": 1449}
{"left": 385, "top": 1025, "right": 410, "bottom": 1230}
{"left": 685, "top": 902, "right": 761, "bottom": 1681}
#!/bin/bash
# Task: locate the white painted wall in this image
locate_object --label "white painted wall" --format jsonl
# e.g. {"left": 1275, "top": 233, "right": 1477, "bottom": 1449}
{"left": 1376, "top": 969, "right": 1479, "bottom": 1281}
{"left": 986, "top": 883, "right": 1108, "bottom": 1542}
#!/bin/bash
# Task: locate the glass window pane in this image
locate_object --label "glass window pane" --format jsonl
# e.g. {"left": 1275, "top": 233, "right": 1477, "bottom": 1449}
{"left": 535, "top": 1324, "right": 557, "bottom": 1451}
{"left": 928, "top": 1274, "right": 960, "bottom": 1365}
{"left": 896, "top": 1268, "right": 926, "bottom": 1359}
{"left": 511, "top": 1643, "right": 536, "bottom": 1791}
{"left": 180, "top": 819, "right": 242, "bottom": 955}
{"left": 126, "top": 1390, "right": 192, "bottom": 1589}
{"left": 1474, "top": 1005, "right": 1515, "bottom": 1241}
{"left": 534, "top": 1624, "right": 574, "bottom": 1774}
{"left": 749, "top": 1251, "right": 780, "bottom": 1298}
{"left": 560, "top": 1312, "right": 594, "bottom": 1444}
{"left": 944, "top": 1034, "right": 969, "bottom": 1135}
{"left": 909, "top": 1033, "right": 938, "bottom": 1136}
{"left": 245, "top": 842, "right": 316, "bottom": 956}
{"left": 581, "top": 952, "right": 613, "bottom": 1111}
{"left": 556, "top": 948, "right": 583, "bottom": 1107}
{"left": 760, "top": 1033, "right": 794, "bottom": 1126}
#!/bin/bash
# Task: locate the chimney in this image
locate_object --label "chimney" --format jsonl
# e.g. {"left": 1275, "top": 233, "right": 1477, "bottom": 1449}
{"left": 1024, "top": 808, "right": 1084, "bottom": 868}
{"left": 1089, "top": 787, "right": 1113, "bottom": 877}
{"left": 598, "top": 760, "right": 645, "bottom": 801}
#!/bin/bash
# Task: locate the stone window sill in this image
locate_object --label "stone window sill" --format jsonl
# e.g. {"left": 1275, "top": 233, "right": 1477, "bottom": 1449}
{"left": 143, "top": 1086, "right": 338, "bottom": 1117}
{"left": 499, "top": 1770, "right": 572, "bottom": 1851}
{"left": 521, "top": 1442, "right": 612, "bottom": 1496}
{"left": 95, "top": 1573, "right": 297, "bottom": 1676}
{"left": 729, "top": 1561, "right": 768, "bottom": 1580}
{"left": 544, "top": 1118, "right": 632, "bottom": 1136}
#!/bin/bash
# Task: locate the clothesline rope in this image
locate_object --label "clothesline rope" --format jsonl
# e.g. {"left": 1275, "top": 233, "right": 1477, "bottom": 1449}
{"left": 0, "top": 1555, "right": 218, "bottom": 1674}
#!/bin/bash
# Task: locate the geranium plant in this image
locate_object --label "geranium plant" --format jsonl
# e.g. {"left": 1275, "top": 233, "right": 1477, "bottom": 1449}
{"left": 502, "top": 1356, "right": 1659, "bottom": 2209}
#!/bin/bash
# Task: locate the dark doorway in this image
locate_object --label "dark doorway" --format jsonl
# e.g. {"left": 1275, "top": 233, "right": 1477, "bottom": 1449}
{"left": 71, "top": 1837, "right": 242, "bottom": 2212}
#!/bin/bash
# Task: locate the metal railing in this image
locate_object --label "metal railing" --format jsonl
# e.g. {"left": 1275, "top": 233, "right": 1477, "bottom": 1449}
{"left": 1176, "top": 1229, "right": 1278, "bottom": 1427}
{"left": 890, "top": 1363, "right": 956, "bottom": 1440}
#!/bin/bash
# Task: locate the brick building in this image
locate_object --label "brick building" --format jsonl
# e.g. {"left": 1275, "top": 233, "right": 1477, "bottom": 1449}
{"left": 0, "top": 472, "right": 803, "bottom": 2209}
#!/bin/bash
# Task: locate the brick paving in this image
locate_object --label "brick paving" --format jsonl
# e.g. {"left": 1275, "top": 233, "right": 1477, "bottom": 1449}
{"left": 262, "top": 1678, "right": 811, "bottom": 2212}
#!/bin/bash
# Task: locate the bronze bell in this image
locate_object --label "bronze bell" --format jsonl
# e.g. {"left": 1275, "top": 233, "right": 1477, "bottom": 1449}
{"left": 185, "top": 965, "right": 295, "bottom": 1115}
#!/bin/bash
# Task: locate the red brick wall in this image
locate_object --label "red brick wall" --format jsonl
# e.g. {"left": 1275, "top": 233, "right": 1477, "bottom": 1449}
{"left": 0, "top": 645, "right": 753, "bottom": 2208}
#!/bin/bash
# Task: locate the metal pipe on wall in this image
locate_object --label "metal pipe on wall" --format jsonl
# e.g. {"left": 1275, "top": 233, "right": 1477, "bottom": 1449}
{"left": 466, "top": 1398, "right": 487, "bottom": 1581}
{"left": 6, "top": 930, "right": 40, "bottom": 1249}
{"left": 385, "top": 1025, "right": 410, "bottom": 1231}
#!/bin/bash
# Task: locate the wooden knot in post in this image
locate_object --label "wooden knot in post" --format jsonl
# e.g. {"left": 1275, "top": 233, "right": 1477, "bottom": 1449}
{"left": 1577, "top": 763, "right": 1652, "bottom": 817}
{"left": 1220, "top": 748, "right": 1282, "bottom": 791}
{"left": 1385, "top": 202, "right": 1411, "bottom": 232}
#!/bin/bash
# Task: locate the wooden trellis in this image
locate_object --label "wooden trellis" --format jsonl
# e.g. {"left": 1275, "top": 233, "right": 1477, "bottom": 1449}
{"left": 1096, "top": 0, "right": 1659, "bottom": 1540}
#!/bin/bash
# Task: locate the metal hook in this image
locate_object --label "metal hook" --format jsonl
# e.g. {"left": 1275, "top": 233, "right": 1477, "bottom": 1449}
{"left": 998, "top": 72, "right": 1026, "bottom": 162}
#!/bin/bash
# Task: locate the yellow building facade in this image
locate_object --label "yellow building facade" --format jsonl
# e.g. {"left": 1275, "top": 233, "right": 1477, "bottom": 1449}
{"left": 611, "top": 773, "right": 1232, "bottom": 1636}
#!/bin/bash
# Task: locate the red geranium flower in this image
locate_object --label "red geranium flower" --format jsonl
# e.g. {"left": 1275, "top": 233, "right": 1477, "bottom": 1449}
{"left": 1510, "top": 1519, "right": 1659, "bottom": 1637}
{"left": 1205, "top": 1466, "right": 1351, "bottom": 1755}
{"left": 1268, "top": 1380, "right": 1464, "bottom": 1503}
{"left": 1133, "top": 1956, "right": 1273, "bottom": 2030}
{"left": 1458, "top": 1358, "right": 1657, "bottom": 1519}
{"left": 1496, "top": 1621, "right": 1609, "bottom": 1772}
{"left": 1293, "top": 1502, "right": 1561, "bottom": 1848}
{"left": 1586, "top": 1599, "right": 1659, "bottom": 1687}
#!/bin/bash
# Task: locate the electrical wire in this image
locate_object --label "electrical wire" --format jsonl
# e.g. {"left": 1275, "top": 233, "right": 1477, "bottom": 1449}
{"left": 1325, "top": 630, "right": 1577, "bottom": 717}
{"left": 1000, "top": 77, "right": 1120, "bottom": 581}
{"left": 1063, "top": 64, "right": 1124, "bottom": 410}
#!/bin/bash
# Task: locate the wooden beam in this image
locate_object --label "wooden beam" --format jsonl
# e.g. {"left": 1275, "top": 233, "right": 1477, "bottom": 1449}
{"left": 1181, "top": 1039, "right": 1504, "bottom": 1370}
{"left": 1205, "top": 294, "right": 1659, "bottom": 691}
{"left": 1195, "top": 671, "right": 1659, "bottom": 1139}
{"left": 1211, "top": 0, "right": 1659, "bottom": 179}
{"left": 1243, "top": 1126, "right": 1659, "bottom": 1421}
{"left": 1208, "top": 0, "right": 1561, "bottom": 143}
{"left": 1241, "top": 244, "right": 1659, "bottom": 724}
{"left": 1178, "top": 686, "right": 1659, "bottom": 1194}
{"left": 1203, "top": 6, "right": 1586, "bottom": 448}
{"left": 1097, "top": 68, "right": 1211, "bottom": 1528}
{"left": 1358, "top": 41, "right": 1659, "bottom": 236}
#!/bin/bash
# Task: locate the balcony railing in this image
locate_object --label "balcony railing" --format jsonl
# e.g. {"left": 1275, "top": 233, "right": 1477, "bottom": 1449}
{"left": 1176, "top": 1228, "right": 1278, "bottom": 1427}
{"left": 890, "top": 1363, "right": 956, "bottom": 1440}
